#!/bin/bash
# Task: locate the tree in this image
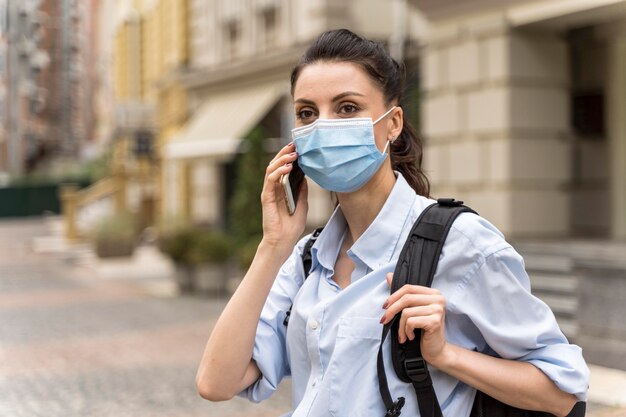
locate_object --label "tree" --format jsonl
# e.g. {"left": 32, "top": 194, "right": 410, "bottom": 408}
{"left": 228, "top": 126, "right": 271, "bottom": 248}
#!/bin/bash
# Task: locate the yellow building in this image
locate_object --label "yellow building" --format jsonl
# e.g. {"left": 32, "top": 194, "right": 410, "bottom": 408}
{"left": 110, "top": 0, "right": 190, "bottom": 223}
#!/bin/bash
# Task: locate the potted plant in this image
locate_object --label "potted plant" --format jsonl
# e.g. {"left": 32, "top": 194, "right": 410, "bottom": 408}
{"left": 157, "top": 226, "right": 196, "bottom": 292}
{"left": 186, "top": 230, "right": 233, "bottom": 295}
{"left": 91, "top": 211, "right": 138, "bottom": 258}
{"left": 158, "top": 226, "right": 233, "bottom": 295}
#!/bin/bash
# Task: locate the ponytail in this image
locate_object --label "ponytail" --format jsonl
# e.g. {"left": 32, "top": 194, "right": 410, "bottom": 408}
{"left": 391, "top": 116, "right": 430, "bottom": 198}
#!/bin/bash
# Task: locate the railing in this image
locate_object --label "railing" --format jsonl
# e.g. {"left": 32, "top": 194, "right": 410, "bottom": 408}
{"left": 59, "top": 174, "right": 127, "bottom": 241}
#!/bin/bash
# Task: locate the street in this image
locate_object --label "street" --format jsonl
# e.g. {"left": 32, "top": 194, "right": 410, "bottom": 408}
{"left": 0, "top": 217, "right": 291, "bottom": 417}
{"left": 0, "top": 217, "right": 623, "bottom": 417}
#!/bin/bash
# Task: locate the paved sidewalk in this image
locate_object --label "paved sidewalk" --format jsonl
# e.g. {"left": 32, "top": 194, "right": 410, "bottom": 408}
{"left": 1, "top": 217, "right": 291, "bottom": 417}
{"left": 1, "top": 216, "right": 624, "bottom": 416}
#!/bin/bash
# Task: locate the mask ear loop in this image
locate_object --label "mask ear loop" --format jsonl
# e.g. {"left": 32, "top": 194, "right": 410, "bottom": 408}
{"left": 382, "top": 136, "right": 397, "bottom": 155}
{"left": 374, "top": 106, "right": 398, "bottom": 155}
{"left": 373, "top": 106, "right": 397, "bottom": 125}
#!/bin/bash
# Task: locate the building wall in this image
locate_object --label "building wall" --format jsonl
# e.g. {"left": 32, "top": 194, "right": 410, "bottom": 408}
{"left": 114, "top": 17, "right": 142, "bottom": 100}
{"left": 93, "top": 0, "right": 117, "bottom": 149}
{"left": 0, "top": 0, "right": 8, "bottom": 175}
{"left": 189, "top": 0, "right": 410, "bottom": 71}
{"left": 111, "top": 0, "right": 189, "bottom": 222}
{"left": 2, "top": 0, "right": 96, "bottom": 174}
{"left": 174, "top": 0, "right": 424, "bottom": 228}
{"left": 421, "top": 17, "right": 572, "bottom": 237}
{"left": 418, "top": 1, "right": 626, "bottom": 239}
{"left": 569, "top": 28, "right": 611, "bottom": 237}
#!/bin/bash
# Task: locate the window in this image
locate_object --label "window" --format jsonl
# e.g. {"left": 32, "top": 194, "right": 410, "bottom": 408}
{"left": 224, "top": 20, "right": 240, "bottom": 60}
{"left": 260, "top": 7, "right": 278, "bottom": 51}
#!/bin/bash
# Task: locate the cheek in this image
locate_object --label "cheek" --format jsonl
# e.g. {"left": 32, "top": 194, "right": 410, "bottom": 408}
{"left": 373, "top": 124, "right": 389, "bottom": 152}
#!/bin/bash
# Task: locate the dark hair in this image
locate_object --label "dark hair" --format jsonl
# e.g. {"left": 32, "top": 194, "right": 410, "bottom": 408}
{"left": 290, "top": 29, "right": 430, "bottom": 197}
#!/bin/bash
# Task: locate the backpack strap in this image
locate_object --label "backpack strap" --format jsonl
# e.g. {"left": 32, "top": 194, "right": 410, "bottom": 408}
{"left": 302, "top": 227, "right": 324, "bottom": 278}
{"left": 283, "top": 227, "right": 324, "bottom": 327}
{"left": 378, "top": 198, "right": 477, "bottom": 417}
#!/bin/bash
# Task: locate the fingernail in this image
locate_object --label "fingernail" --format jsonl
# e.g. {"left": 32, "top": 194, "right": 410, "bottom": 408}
{"left": 290, "top": 152, "right": 297, "bottom": 156}
{"left": 379, "top": 315, "right": 386, "bottom": 324}
{"left": 382, "top": 301, "right": 388, "bottom": 309}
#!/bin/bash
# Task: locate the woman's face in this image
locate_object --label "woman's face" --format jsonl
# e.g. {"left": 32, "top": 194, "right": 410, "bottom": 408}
{"left": 293, "top": 61, "right": 402, "bottom": 153}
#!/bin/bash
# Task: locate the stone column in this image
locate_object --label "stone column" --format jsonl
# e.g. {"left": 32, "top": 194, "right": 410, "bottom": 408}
{"left": 608, "top": 28, "right": 626, "bottom": 239}
{"left": 421, "top": 14, "right": 571, "bottom": 238}
{"left": 190, "top": 160, "right": 221, "bottom": 226}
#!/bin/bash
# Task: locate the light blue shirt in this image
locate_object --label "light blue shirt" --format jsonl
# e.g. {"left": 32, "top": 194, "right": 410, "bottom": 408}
{"left": 240, "top": 173, "right": 589, "bottom": 417}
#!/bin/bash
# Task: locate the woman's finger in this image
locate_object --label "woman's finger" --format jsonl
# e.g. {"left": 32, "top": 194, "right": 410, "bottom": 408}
{"left": 271, "top": 141, "right": 295, "bottom": 160}
{"left": 266, "top": 163, "right": 293, "bottom": 185}
{"left": 261, "top": 163, "right": 293, "bottom": 206}
{"left": 404, "top": 315, "right": 442, "bottom": 342}
{"left": 397, "top": 304, "right": 443, "bottom": 343}
{"left": 380, "top": 292, "right": 444, "bottom": 325}
{"left": 383, "top": 283, "right": 440, "bottom": 310}
{"left": 409, "top": 304, "right": 444, "bottom": 338}
{"left": 268, "top": 142, "right": 296, "bottom": 167}
{"left": 265, "top": 151, "right": 298, "bottom": 179}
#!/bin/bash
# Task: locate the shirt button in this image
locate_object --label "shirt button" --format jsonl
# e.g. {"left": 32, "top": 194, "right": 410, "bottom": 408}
{"left": 312, "top": 379, "right": 317, "bottom": 387}
{"left": 310, "top": 320, "right": 319, "bottom": 330}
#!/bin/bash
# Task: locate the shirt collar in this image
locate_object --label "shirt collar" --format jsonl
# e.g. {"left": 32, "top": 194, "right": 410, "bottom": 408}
{"left": 311, "top": 172, "right": 417, "bottom": 273}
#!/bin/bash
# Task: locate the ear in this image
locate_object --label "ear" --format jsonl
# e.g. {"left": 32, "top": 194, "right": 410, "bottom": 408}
{"left": 388, "top": 106, "right": 403, "bottom": 142}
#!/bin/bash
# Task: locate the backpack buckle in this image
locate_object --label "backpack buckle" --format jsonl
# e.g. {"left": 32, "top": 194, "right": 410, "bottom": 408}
{"left": 404, "top": 357, "right": 428, "bottom": 383}
{"left": 384, "top": 397, "right": 405, "bottom": 417}
{"left": 437, "top": 198, "right": 464, "bottom": 207}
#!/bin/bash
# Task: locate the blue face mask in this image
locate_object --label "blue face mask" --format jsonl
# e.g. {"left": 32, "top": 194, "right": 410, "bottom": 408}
{"left": 292, "top": 107, "right": 397, "bottom": 193}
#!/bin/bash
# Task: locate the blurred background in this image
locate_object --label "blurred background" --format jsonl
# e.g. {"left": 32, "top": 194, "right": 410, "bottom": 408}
{"left": 0, "top": 0, "right": 625, "bottom": 416}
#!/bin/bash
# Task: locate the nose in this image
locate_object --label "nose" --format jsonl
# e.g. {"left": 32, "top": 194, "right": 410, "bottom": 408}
{"left": 317, "top": 106, "right": 335, "bottom": 119}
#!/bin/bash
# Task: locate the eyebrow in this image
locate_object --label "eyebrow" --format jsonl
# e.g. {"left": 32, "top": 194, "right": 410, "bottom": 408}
{"left": 294, "top": 91, "right": 365, "bottom": 106}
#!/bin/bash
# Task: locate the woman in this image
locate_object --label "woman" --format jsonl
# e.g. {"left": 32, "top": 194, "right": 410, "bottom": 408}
{"left": 196, "top": 29, "right": 589, "bottom": 417}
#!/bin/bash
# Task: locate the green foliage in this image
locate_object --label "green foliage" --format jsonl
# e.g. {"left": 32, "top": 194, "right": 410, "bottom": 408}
{"left": 9, "top": 150, "right": 111, "bottom": 187}
{"left": 403, "top": 75, "right": 421, "bottom": 132}
{"left": 186, "top": 230, "right": 234, "bottom": 265}
{"left": 158, "top": 226, "right": 233, "bottom": 266}
{"left": 80, "top": 151, "right": 112, "bottom": 182}
{"left": 237, "top": 234, "right": 263, "bottom": 270}
{"left": 91, "top": 211, "right": 138, "bottom": 242}
{"left": 228, "top": 126, "right": 271, "bottom": 248}
{"left": 157, "top": 227, "right": 196, "bottom": 264}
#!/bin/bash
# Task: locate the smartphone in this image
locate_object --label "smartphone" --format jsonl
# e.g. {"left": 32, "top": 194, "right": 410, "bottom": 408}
{"left": 280, "top": 159, "right": 305, "bottom": 215}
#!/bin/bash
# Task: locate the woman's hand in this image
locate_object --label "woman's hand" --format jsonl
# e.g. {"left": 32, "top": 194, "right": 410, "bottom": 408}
{"left": 260, "top": 142, "right": 308, "bottom": 250}
{"left": 380, "top": 273, "right": 451, "bottom": 368}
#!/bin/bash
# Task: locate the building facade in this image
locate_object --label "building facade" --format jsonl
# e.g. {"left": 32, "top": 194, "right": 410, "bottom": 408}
{"left": 413, "top": 0, "right": 626, "bottom": 369}
{"left": 163, "top": 0, "right": 427, "bottom": 228}
{"left": 107, "top": 0, "right": 188, "bottom": 225}
{"left": 3, "top": 0, "right": 49, "bottom": 176}
{"left": 0, "top": 0, "right": 8, "bottom": 182}
{"left": 0, "top": 0, "right": 99, "bottom": 177}
{"left": 414, "top": 0, "right": 626, "bottom": 241}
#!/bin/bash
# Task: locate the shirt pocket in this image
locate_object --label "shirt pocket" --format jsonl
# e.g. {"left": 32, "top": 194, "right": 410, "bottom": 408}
{"left": 328, "top": 316, "right": 386, "bottom": 417}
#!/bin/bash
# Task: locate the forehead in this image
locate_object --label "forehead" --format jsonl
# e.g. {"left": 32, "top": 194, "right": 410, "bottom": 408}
{"left": 293, "top": 61, "right": 383, "bottom": 103}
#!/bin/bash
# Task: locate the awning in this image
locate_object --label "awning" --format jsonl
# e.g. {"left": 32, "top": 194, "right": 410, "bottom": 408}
{"left": 165, "top": 80, "right": 288, "bottom": 160}
{"left": 508, "top": 0, "right": 626, "bottom": 29}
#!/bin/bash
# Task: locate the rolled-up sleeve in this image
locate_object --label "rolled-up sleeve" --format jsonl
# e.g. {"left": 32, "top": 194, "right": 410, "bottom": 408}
{"left": 238, "top": 236, "right": 308, "bottom": 403}
{"left": 449, "top": 246, "right": 589, "bottom": 401}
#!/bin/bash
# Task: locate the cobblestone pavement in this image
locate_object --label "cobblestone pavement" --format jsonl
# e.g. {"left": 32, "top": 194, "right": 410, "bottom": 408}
{"left": 0, "top": 217, "right": 624, "bottom": 417}
{"left": 0, "top": 217, "right": 291, "bottom": 417}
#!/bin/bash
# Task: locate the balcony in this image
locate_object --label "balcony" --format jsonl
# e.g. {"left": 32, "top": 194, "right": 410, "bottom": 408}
{"left": 114, "top": 102, "right": 156, "bottom": 135}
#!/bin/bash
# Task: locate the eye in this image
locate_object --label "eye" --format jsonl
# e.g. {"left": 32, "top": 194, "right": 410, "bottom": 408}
{"left": 338, "top": 103, "right": 360, "bottom": 116}
{"left": 296, "top": 108, "right": 316, "bottom": 121}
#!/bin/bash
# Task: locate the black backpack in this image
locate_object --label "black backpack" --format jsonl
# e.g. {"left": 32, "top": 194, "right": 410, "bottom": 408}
{"left": 289, "top": 198, "right": 586, "bottom": 417}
